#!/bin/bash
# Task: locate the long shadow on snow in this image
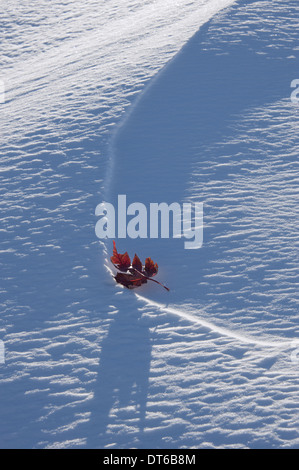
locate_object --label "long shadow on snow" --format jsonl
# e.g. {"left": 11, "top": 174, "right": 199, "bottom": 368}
{"left": 86, "top": 300, "right": 151, "bottom": 448}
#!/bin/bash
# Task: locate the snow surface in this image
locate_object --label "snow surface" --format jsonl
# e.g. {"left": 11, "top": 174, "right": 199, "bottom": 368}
{"left": 0, "top": 0, "right": 298, "bottom": 449}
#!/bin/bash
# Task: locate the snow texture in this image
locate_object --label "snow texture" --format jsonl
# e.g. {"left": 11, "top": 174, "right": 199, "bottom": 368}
{"left": 0, "top": 0, "right": 298, "bottom": 449}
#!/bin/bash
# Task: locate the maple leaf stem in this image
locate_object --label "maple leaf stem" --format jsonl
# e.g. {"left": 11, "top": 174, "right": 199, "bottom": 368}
{"left": 132, "top": 268, "right": 170, "bottom": 292}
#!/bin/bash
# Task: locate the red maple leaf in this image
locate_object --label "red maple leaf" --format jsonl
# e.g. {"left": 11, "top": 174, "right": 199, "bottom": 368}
{"left": 132, "top": 254, "right": 143, "bottom": 272}
{"left": 144, "top": 257, "right": 158, "bottom": 277}
{"left": 110, "top": 240, "right": 131, "bottom": 271}
{"left": 115, "top": 272, "right": 147, "bottom": 289}
{"left": 110, "top": 241, "right": 169, "bottom": 291}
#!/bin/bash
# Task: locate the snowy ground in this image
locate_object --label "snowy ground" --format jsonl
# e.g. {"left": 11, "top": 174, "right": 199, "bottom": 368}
{"left": 0, "top": 0, "right": 298, "bottom": 449}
